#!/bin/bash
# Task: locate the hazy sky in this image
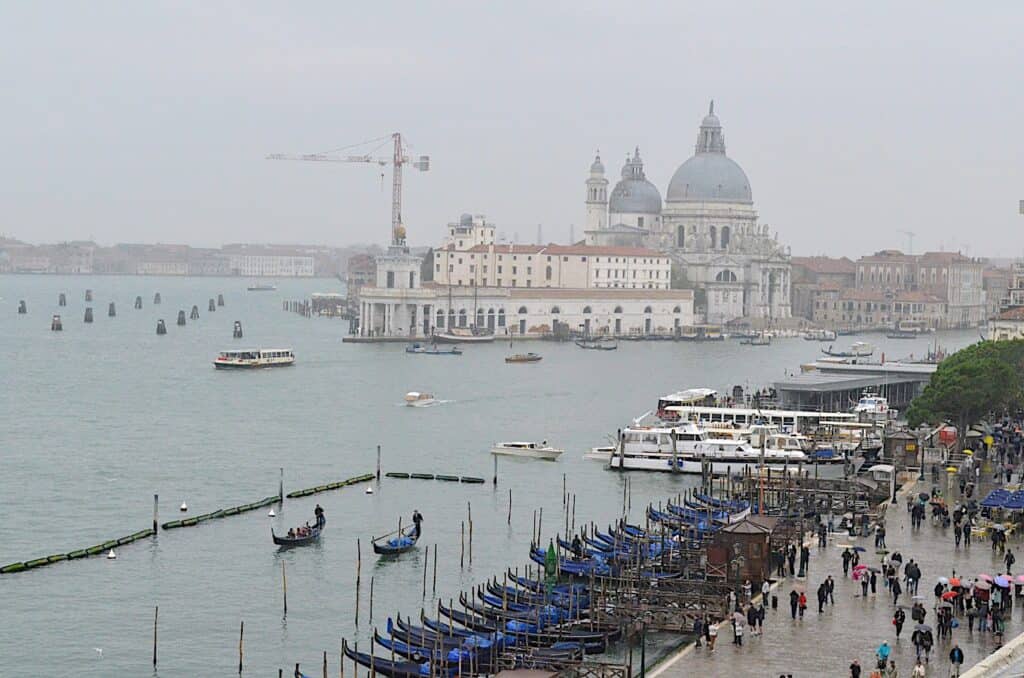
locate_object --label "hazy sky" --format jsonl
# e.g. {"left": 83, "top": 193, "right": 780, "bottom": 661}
{"left": 3, "top": 2, "right": 1022, "bottom": 258}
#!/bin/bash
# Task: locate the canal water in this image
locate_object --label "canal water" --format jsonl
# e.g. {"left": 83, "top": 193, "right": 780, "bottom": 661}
{"left": 0, "top": 275, "right": 979, "bottom": 676}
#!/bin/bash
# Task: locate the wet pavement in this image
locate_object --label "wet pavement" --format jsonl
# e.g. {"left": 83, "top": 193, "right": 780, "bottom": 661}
{"left": 671, "top": 479, "right": 1023, "bottom": 677}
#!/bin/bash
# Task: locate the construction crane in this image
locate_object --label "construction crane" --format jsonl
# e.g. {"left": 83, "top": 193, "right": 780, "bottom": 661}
{"left": 267, "top": 132, "right": 429, "bottom": 248}
{"left": 898, "top": 229, "right": 916, "bottom": 255}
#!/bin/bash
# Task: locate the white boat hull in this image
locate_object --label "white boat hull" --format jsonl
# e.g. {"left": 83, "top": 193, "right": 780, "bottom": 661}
{"left": 590, "top": 449, "right": 807, "bottom": 475}
{"left": 491, "top": 445, "right": 563, "bottom": 460}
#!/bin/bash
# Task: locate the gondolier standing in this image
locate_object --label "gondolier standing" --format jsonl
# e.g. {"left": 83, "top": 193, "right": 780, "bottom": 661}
{"left": 314, "top": 504, "right": 325, "bottom": 529}
{"left": 412, "top": 509, "right": 423, "bottom": 537}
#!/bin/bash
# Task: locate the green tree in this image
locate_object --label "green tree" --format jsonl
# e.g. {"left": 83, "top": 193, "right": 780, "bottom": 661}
{"left": 907, "top": 340, "right": 1024, "bottom": 432}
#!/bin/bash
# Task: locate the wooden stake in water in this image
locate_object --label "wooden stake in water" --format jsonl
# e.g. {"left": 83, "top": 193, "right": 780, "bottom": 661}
{"left": 238, "top": 621, "right": 244, "bottom": 674}
{"left": 422, "top": 546, "right": 428, "bottom": 598}
{"left": 282, "top": 562, "right": 288, "bottom": 616}
{"left": 153, "top": 605, "right": 158, "bottom": 668}
{"left": 153, "top": 494, "right": 159, "bottom": 532}
{"left": 432, "top": 544, "right": 438, "bottom": 594}
{"left": 493, "top": 454, "right": 498, "bottom": 485}
{"left": 508, "top": 489, "right": 512, "bottom": 525}
{"left": 369, "top": 575, "right": 374, "bottom": 623}
{"left": 376, "top": 445, "right": 381, "bottom": 481}
{"left": 460, "top": 521, "right": 465, "bottom": 568}
{"left": 322, "top": 650, "right": 327, "bottom": 678}
{"left": 355, "top": 539, "right": 362, "bottom": 625}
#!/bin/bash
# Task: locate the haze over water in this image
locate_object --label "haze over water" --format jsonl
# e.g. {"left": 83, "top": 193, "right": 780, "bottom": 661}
{"left": 0, "top": 275, "right": 979, "bottom": 675}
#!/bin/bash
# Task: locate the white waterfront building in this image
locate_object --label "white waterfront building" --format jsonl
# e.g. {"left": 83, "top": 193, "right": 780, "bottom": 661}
{"left": 357, "top": 247, "right": 693, "bottom": 338}
{"left": 585, "top": 102, "right": 792, "bottom": 325}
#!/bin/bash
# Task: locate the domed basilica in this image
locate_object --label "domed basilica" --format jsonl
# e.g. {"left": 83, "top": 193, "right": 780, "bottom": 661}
{"left": 584, "top": 102, "right": 791, "bottom": 324}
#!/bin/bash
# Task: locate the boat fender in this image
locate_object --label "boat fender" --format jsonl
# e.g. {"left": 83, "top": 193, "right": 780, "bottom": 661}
{"left": 385, "top": 472, "right": 410, "bottom": 479}
{"left": 1, "top": 562, "right": 27, "bottom": 574}
{"left": 460, "top": 477, "right": 486, "bottom": 484}
{"left": 410, "top": 473, "right": 435, "bottom": 480}
{"left": 436, "top": 474, "right": 460, "bottom": 482}
{"left": 47, "top": 554, "right": 69, "bottom": 563}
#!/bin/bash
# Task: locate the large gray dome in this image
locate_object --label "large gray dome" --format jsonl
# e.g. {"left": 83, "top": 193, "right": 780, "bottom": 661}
{"left": 610, "top": 147, "right": 662, "bottom": 214}
{"left": 666, "top": 153, "right": 752, "bottom": 203}
{"left": 666, "top": 102, "right": 753, "bottom": 204}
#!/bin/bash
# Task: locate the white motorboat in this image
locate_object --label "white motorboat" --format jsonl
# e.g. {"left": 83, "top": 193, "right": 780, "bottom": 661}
{"left": 432, "top": 328, "right": 495, "bottom": 344}
{"left": 803, "top": 329, "right": 838, "bottom": 342}
{"left": 213, "top": 348, "right": 294, "bottom": 369}
{"left": 852, "top": 392, "right": 895, "bottom": 418}
{"left": 491, "top": 441, "right": 563, "bottom": 460}
{"left": 404, "top": 391, "right": 437, "bottom": 407}
{"left": 594, "top": 421, "right": 807, "bottom": 474}
{"left": 247, "top": 283, "right": 277, "bottom": 291}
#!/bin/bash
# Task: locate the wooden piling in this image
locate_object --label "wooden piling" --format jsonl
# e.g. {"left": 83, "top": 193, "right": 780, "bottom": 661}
{"left": 538, "top": 507, "right": 543, "bottom": 540}
{"left": 469, "top": 520, "right": 473, "bottom": 566}
{"left": 153, "top": 605, "right": 158, "bottom": 667}
{"left": 355, "top": 539, "right": 362, "bottom": 625}
{"left": 282, "top": 562, "right": 288, "bottom": 616}
{"left": 323, "top": 650, "right": 327, "bottom": 678}
{"left": 432, "top": 543, "right": 437, "bottom": 594}
{"left": 422, "top": 546, "right": 428, "bottom": 597}
{"left": 507, "top": 488, "right": 512, "bottom": 525}
{"left": 153, "top": 494, "right": 159, "bottom": 532}
{"left": 376, "top": 445, "right": 381, "bottom": 481}
{"left": 460, "top": 521, "right": 465, "bottom": 568}
{"left": 369, "top": 575, "right": 374, "bottom": 623}
{"left": 238, "top": 620, "right": 244, "bottom": 673}
{"left": 493, "top": 454, "right": 498, "bottom": 485}
{"left": 279, "top": 467, "right": 284, "bottom": 501}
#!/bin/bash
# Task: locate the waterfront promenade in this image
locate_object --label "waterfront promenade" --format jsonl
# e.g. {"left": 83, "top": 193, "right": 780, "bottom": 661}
{"left": 657, "top": 478, "right": 1022, "bottom": 677}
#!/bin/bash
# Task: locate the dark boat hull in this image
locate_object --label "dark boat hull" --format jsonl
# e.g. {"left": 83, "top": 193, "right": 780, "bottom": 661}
{"left": 271, "top": 523, "right": 322, "bottom": 547}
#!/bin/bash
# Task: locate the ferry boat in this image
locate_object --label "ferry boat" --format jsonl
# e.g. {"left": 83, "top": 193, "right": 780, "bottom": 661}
{"left": 821, "top": 341, "right": 874, "bottom": 358}
{"left": 491, "top": 441, "right": 563, "bottom": 460}
{"left": 656, "top": 388, "right": 717, "bottom": 421}
{"left": 667, "top": 404, "right": 855, "bottom": 433}
{"left": 213, "top": 349, "right": 295, "bottom": 369}
{"left": 593, "top": 421, "right": 807, "bottom": 474}
{"left": 246, "top": 283, "right": 277, "bottom": 291}
{"left": 739, "top": 331, "right": 771, "bottom": 346}
{"left": 404, "top": 391, "right": 437, "bottom": 407}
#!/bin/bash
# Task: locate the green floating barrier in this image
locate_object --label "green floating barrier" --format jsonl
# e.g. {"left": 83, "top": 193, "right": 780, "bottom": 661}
{"left": 258, "top": 496, "right": 278, "bottom": 507}
{"left": 385, "top": 472, "right": 410, "bottom": 479}
{"left": 460, "top": 476, "right": 486, "bottom": 484}
{"left": 314, "top": 485, "right": 329, "bottom": 492}
{"left": 1, "top": 562, "right": 27, "bottom": 574}
{"left": 25, "top": 558, "right": 50, "bottom": 569}
{"left": 86, "top": 545, "right": 105, "bottom": 555}
{"left": 224, "top": 507, "right": 240, "bottom": 516}
{"left": 101, "top": 540, "right": 118, "bottom": 549}
{"left": 436, "top": 474, "right": 460, "bottom": 482}
{"left": 116, "top": 536, "right": 136, "bottom": 546}
{"left": 182, "top": 518, "right": 198, "bottom": 526}
{"left": 67, "top": 550, "right": 88, "bottom": 560}
{"left": 410, "top": 473, "right": 435, "bottom": 480}
{"left": 131, "top": 529, "right": 155, "bottom": 539}
{"left": 162, "top": 520, "right": 183, "bottom": 530}
{"left": 326, "top": 481, "right": 344, "bottom": 490}
{"left": 47, "top": 554, "right": 68, "bottom": 563}
{"left": 347, "top": 473, "right": 375, "bottom": 483}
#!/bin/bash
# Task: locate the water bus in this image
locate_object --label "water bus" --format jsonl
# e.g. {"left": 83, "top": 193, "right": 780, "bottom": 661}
{"left": 213, "top": 349, "right": 295, "bottom": 369}
{"left": 491, "top": 441, "right": 563, "bottom": 460}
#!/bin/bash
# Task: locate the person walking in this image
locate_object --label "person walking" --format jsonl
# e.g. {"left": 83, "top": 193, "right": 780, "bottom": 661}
{"left": 798, "top": 590, "right": 807, "bottom": 618}
{"left": 1005, "top": 547, "right": 1015, "bottom": 574}
{"left": 790, "top": 589, "right": 800, "bottom": 619}
{"left": 911, "top": 658, "right": 926, "bottom": 677}
{"left": 885, "top": 659, "right": 898, "bottom": 678}
{"left": 818, "top": 582, "right": 828, "bottom": 613}
{"left": 962, "top": 522, "right": 972, "bottom": 547}
{"left": 876, "top": 641, "right": 891, "bottom": 671}
{"left": 827, "top": 575, "right": 836, "bottom": 605}
{"left": 843, "top": 548, "right": 854, "bottom": 577}
{"left": 949, "top": 643, "right": 964, "bottom": 677}
{"left": 850, "top": 659, "right": 862, "bottom": 678}
{"left": 799, "top": 544, "right": 810, "bottom": 577}
{"left": 870, "top": 569, "right": 878, "bottom": 595}
{"left": 892, "top": 577, "right": 903, "bottom": 606}
{"left": 861, "top": 572, "right": 870, "bottom": 597}
{"left": 746, "top": 603, "right": 758, "bottom": 637}
{"left": 893, "top": 607, "right": 906, "bottom": 639}
{"left": 693, "top": 616, "right": 704, "bottom": 647}
{"left": 707, "top": 620, "right": 718, "bottom": 651}
{"left": 762, "top": 578, "right": 771, "bottom": 604}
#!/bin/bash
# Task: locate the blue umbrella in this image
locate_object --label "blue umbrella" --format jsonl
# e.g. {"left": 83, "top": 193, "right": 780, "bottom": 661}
{"left": 995, "top": 575, "right": 1011, "bottom": 588}
{"left": 852, "top": 546, "right": 867, "bottom": 552}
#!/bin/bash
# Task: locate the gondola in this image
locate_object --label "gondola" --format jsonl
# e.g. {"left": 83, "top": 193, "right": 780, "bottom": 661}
{"left": 393, "top": 616, "right": 506, "bottom": 651}
{"left": 528, "top": 546, "right": 610, "bottom": 576}
{"left": 342, "top": 638, "right": 453, "bottom": 678}
{"left": 373, "top": 627, "right": 484, "bottom": 667}
{"left": 271, "top": 519, "right": 323, "bottom": 547}
{"left": 373, "top": 526, "right": 420, "bottom": 555}
{"left": 431, "top": 604, "right": 613, "bottom": 651}
{"left": 574, "top": 338, "right": 618, "bottom": 350}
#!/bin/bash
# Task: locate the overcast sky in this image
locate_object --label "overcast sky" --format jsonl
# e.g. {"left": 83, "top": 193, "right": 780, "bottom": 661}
{"left": 2, "top": 2, "right": 1021, "bottom": 258}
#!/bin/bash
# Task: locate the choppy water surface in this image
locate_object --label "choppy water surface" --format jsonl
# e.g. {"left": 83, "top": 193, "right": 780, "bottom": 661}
{"left": 0, "top": 275, "right": 978, "bottom": 675}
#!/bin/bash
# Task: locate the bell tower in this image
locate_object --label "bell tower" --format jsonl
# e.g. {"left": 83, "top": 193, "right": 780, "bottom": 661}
{"left": 585, "top": 151, "right": 608, "bottom": 235}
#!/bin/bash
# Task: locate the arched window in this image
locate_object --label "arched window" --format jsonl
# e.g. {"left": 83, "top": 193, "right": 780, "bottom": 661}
{"left": 709, "top": 225, "right": 717, "bottom": 249}
{"left": 643, "top": 306, "right": 652, "bottom": 313}
{"left": 720, "top": 226, "right": 730, "bottom": 249}
{"left": 545, "top": 266, "right": 552, "bottom": 281}
{"left": 458, "top": 309, "right": 467, "bottom": 327}
{"left": 550, "top": 306, "right": 560, "bottom": 314}
{"left": 476, "top": 308, "right": 485, "bottom": 327}
{"left": 672, "top": 305, "right": 681, "bottom": 313}
{"left": 497, "top": 309, "right": 506, "bottom": 327}
{"left": 436, "top": 309, "right": 445, "bottom": 328}
{"left": 518, "top": 306, "right": 528, "bottom": 314}
{"left": 582, "top": 306, "right": 592, "bottom": 314}
{"left": 677, "top": 225, "right": 685, "bottom": 247}
{"left": 613, "top": 306, "right": 623, "bottom": 314}
{"left": 715, "top": 269, "right": 738, "bottom": 282}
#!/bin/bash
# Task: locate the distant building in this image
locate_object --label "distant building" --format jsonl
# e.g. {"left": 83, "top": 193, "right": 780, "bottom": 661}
{"left": 187, "top": 248, "right": 231, "bottom": 276}
{"left": 812, "top": 288, "right": 946, "bottom": 329}
{"left": 222, "top": 245, "right": 315, "bottom": 277}
{"left": 790, "top": 256, "right": 857, "bottom": 321}
{"left": 989, "top": 262, "right": 1024, "bottom": 340}
{"left": 854, "top": 249, "right": 985, "bottom": 328}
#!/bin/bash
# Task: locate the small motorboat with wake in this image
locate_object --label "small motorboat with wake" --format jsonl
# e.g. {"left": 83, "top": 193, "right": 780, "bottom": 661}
{"left": 491, "top": 441, "right": 563, "bottom": 460}
{"left": 505, "top": 352, "right": 542, "bottom": 363}
{"left": 404, "top": 392, "right": 437, "bottom": 407}
{"left": 406, "top": 343, "right": 461, "bottom": 355}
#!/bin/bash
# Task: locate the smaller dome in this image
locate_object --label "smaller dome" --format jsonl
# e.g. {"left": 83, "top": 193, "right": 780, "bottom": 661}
{"left": 609, "top": 147, "right": 661, "bottom": 214}
{"left": 590, "top": 152, "right": 605, "bottom": 174}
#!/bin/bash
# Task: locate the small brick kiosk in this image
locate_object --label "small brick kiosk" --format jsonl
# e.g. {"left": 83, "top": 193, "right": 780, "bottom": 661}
{"left": 707, "top": 516, "right": 772, "bottom": 588}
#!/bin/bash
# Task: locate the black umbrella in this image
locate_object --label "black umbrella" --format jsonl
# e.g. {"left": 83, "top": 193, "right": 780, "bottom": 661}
{"left": 915, "top": 623, "right": 932, "bottom": 633}
{"left": 918, "top": 492, "right": 930, "bottom": 500}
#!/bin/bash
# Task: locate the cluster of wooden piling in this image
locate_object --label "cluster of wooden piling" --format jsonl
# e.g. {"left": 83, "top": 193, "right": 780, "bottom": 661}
{"left": 283, "top": 300, "right": 312, "bottom": 317}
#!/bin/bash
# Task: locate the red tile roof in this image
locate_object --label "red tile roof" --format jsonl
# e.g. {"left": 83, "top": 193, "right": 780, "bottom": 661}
{"left": 791, "top": 256, "right": 856, "bottom": 274}
{"left": 459, "top": 243, "right": 666, "bottom": 258}
{"left": 997, "top": 307, "right": 1024, "bottom": 321}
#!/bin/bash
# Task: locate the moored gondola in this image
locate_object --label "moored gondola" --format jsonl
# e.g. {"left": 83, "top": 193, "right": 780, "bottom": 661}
{"left": 343, "top": 638, "right": 453, "bottom": 678}
{"left": 373, "top": 526, "right": 420, "bottom": 555}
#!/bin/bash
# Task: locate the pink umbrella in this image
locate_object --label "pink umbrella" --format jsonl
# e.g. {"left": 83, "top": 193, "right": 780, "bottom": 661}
{"left": 978, "top": 574, "right": 994, "bottom": 582}
{"left": 853, "top": 563, "right": 868, "bottom": 570}
{"left": 1015, "top": 575, "right": 1024, "bottom": 584}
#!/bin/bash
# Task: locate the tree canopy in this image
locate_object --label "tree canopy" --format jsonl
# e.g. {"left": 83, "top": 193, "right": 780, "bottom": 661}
{"left": 906, "top": 339, "right": 1024, "bottom": 430}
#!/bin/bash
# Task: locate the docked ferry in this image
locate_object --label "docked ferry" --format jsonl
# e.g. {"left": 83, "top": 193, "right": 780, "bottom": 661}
{"left": 590, "top": 421, "right": 807, "bottom": 474}
{"left": 213, "top": 349, "right": 295, "bottom": 369}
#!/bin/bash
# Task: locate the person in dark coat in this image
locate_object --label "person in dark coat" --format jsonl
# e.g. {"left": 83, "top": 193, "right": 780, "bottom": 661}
{"left": 870, "top": 570, "right": 878, "bottom": 595}
{"left": 949, "top": 643, "right": 965, "bottom": 676}
{"left": 891, "top": 577, "right": 903, "bottom": 606}
{"left": 893, "top": 607, "right": 906, "bottom": 638}
{"left": 789, "top": 589, "right": 799, "bottom": 619}
{"left": 842, "top": 548, "right": 854, "bottom": 576}
{"left": 412, "top": 509, "right": 423, "bottom": 537}
{"left": 817, "top": 582, "right": 828, "bottom": 613}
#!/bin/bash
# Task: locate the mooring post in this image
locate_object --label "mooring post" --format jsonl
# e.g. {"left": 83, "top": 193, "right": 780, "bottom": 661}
{"left": 153, "top": 494, "right": 159, "bottom": 532}
{"left": 282, "top": 562, "right": 288, "bottom": 616}
{"left": 369, "top": 575, "right": 374, "bottom": 623}
{"left": 279, "top": 467, "right": 284, "bottom": 501}
{"left": 376, "top": 445, "right": 381, "bottom": 481}
{"left": 422, "top": 546, "right": 428, "bottom": 597}
{"left": 460, "top": 521, "right": 465, "bottom": 568}
{"left": 507, "top": 489, "right": 512, "bottom": 525}
{"left": 493, "top": 454, "right": 498, "bottom": 485}
{"left": 322, "top": 650, "right": 327, "bottom": 678}
{"left": 238, "top": 620, "right": 244, "bottom": 673}
{"left": 153, "top": 605, "right": 158, "bottom": 668}
{"left": 432, "top": 543, "right": 437, "bottom": 594}
{"left": 355, "top": 539, "right": 362, "bottom": 625}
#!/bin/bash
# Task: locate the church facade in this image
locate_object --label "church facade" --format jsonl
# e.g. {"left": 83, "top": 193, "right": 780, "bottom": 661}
{"left": 584, "top": 103, "right": 792, "bottom": 325}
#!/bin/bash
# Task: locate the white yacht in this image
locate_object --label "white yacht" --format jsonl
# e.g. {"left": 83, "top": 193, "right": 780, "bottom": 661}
{"left": 853, "top": 393, "right": 894, "bottom": 417}
{"left": 594, "top": 421, "right": 807, "bottom": 474}
{"left": 491, "top": 441, "right": 563, "bottom": 460}
{"left": 213, "top": 349, "right": 294, "bottom": 369}
{"left": 404, "top": 392, "right": 437, "bottom": 407}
